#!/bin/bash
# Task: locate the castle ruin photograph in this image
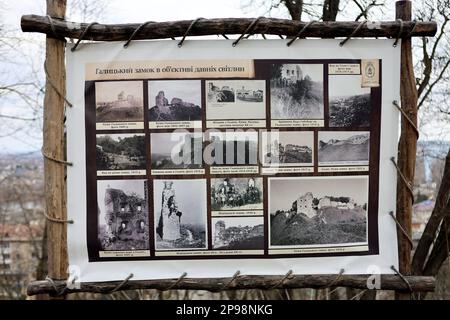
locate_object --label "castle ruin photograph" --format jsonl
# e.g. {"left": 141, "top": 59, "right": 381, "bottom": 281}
{"left": 95, "top": 81, "right": 144, "bottom": 122}
{"left": 154, "top": 179, "right": 207, "bottom": 250}
{"left": 213, "top": 217, "right": 264, "bottom": 250}
{"left": 270, "top": 63, "right": 324, "bottom": 120}
{"left": 97, "top": 179, "right": 149, "bottom": 251}
{"left": 269, "top": 176, "right": 368, "bottom": 247}
{"left": 148, "top": 80, "right": 202, "bottom": 122}
{"left": 262, "top": 131, "right": 314, "bottom": 166}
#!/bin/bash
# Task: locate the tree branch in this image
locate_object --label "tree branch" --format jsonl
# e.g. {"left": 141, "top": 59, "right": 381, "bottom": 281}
{"left": 416, "top": 4, "right": 449, "bottom": 107}
{"left": 412, "top": 149, "right": 450, "bottom": 275}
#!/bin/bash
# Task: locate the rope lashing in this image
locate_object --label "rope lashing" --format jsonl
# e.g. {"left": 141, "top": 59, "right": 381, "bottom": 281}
{"left": 339, "top": 20, "right": 367, "bottom": 46}
{"left": 178, "top": 18, "right": 204, "bottom": 47}
{"left": 108, "top": 273, "right": 134, "bottom": 294}
{"left": 232, "top": 16, "right": 265, "bottom": 47}
{"left": 286, "top": 21, "right": 316, "bottom": 47}
{"left": 71, "top": 22, "right": 99, "bottom": 52}
{"left": 393, "top": 19, "right": 404, "bottom": 47}
{"left": 124, "top": 21, "right": 155, "bottom": 48}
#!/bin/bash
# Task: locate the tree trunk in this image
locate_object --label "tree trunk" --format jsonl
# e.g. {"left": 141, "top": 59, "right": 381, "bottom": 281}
{"left": 322, "top": 0, "right": 340, "bottom": 21}
{"left": 283, "top": 0, "right": 303, "bottom": 21}
{"left": 412, "top": 150, "right": 450, "bottom": 276}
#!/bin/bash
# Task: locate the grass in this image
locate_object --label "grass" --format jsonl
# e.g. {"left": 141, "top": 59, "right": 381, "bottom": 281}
{"left": 270, "top": 208, "right": 366, "bottom": 246}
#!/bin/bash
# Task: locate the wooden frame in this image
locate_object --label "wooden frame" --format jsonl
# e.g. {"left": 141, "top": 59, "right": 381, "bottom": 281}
{"left": 22, "top": 0, "right": 437, "bottom": 297}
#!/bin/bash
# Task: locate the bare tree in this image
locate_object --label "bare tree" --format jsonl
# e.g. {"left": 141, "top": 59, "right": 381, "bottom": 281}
{"left": 413, "top": 0, "right": 450, "bottom": 143}
{"left": 242, "top": 0, "right": 387, "bottom": 21}
{"left": 0, "top": 0, "right": 109, "bottom": 152}
{"left": 240, "top": 0, "right": 450, "bottom": 300}
{"left": 0, "top": 156, "right": 44, "bottom": 299}
{"left": 322, "top": 0, "right": 340, "bottom": 21}
{"left": 0, "top": 0, "right": 109, "bottom": 299}
{"left": 66, "top": 0, "right": 108, "bottom": 22}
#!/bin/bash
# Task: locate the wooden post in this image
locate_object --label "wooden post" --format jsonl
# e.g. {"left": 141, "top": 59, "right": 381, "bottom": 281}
{"left": 395, "top": 0, "right": 418, "bottom": 300}
{"left": 43, "top": 0, "right": 68, "bottom": 298}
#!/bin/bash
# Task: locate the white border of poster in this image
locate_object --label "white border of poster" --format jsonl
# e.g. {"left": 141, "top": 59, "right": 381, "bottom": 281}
{"left": 66, "top": 39, "right": 400, "bottom": 282}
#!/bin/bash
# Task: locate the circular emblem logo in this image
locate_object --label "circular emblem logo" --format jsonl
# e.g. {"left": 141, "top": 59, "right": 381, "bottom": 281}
{"left": 365, "top": 63, "right": 375, "bottom": 79}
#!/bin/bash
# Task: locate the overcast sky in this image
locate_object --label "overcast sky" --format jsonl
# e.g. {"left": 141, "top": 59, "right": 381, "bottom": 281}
{"left": 4, "top": 0, "right": 256, "bottom": 27}
{"left": 1, "top": 0, "right": 256, "bottom": 154}
{"left": 1, "top": 1, "right": 448, "bottom": 154}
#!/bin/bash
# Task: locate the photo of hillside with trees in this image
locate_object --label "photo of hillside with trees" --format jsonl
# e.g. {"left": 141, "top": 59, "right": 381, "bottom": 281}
{"left": 96, "top": 134, "right": 146, "bottom": 171}
{"left": 329, "top": 94, "right": 371, "bottom": 127}
{"left": 329, "top": 75, "right": 371, "bottom": 127}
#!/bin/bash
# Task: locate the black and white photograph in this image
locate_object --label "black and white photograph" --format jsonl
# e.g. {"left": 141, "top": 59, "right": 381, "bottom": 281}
{"left": 96, "top": 133, "right": 146, "bottom": 174}
{"left": 236, "top": 83, "right": 264, "bottom": 103}
{"left": 206, "top": 80, "right": 266, "bottom": 121}
{"left": 270, "top": 64, "right": 324, "bottom": 120}
{"left": 97, "top": 179, "right": 149, "bottom": 253}
{"left": 318, "top": 131, "right": 370, "bottom": 166}
{"left": 213, "top": 217, "right": 264, "bottom": 250}
{"left": 154, "top": 179, "right": 207, "bottom": 250}
{"left": 262, "top": 131, "right": 314, "bottom": 166}
{"left": 207, "top": 131, "right": 258, "bottom": 166}
{"left": 211, "top": 177, "right": 263, "bottom": 211}
{"left": 150, "top": 132, "right": 203, "bottom": 170}
{"left": 329, "top": 75, "right": 371, "bottom": 127}
{"left": 207, "top": 80, "right": 235, "bottom": 103}
{"left": 269, "top": 176, "right": 368, "bottom": 248}
{"left": 148, "top": 80, "right": 202, "bottom": 124}
{"left": 95, "top": 81, "right": 144, "bottom": 123}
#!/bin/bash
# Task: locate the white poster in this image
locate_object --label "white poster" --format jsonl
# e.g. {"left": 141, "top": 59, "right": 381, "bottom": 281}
{"left": 66, "top": 39, "right": 400, "bottom": 282}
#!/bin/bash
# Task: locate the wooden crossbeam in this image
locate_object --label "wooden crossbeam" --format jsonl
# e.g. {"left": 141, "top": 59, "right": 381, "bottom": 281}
{"left": 27, "top": 275, "right": 435, "bottom": 296}
{"left": 21, "top": 16, "right": 437, "bottom": 41}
